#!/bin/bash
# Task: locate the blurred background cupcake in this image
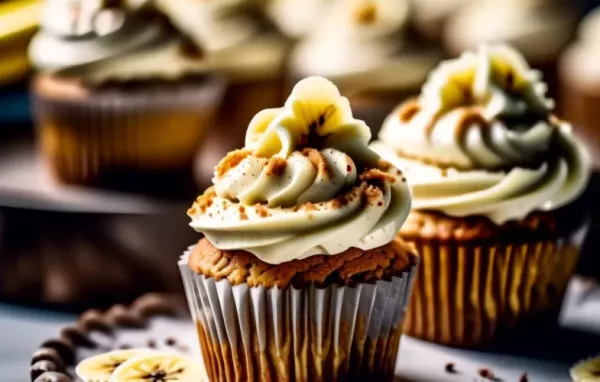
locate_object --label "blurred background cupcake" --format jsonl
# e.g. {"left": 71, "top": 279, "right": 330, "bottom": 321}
{"left": 560, "top": 7, "right": 600, "bottom": 170}
{"left": 559, "top": 5, "right": 600, "bottom": 282}
{"left": 289, "top": 0, "right": 442, "bottom": 134}
{"left": 156, "top": 0, "right": 290, "bottom": 190}
{"left": 444, "top": 0, "right": 577, "bottom": 104}
{"left": 266, "top": 0, "right": 332, "bottom": 40}
{"left": 29, "top": 0, "right": 225, "bottom": 199}
{"left": 411, "top": 0, "right": 472, "bottom": 43}
{"left": 371, "top": 45, "right": 591, "bottom": 347}
{"left": 0, "top": 0, "right": 41, "bottom": 135}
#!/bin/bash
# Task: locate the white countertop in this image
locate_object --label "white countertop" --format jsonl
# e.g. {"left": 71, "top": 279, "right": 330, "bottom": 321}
{"left": 3, "top": 276, "right": 600, "bottom": 382}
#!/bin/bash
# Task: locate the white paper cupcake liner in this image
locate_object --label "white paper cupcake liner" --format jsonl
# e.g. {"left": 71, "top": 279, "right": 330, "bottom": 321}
{"left": 178, "top": 246, "right": 418, "bottom": 381}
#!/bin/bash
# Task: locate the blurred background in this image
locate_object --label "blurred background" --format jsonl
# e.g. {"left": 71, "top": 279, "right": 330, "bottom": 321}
{"left": 2, "top": 0, "right": 600, "bottom": 314}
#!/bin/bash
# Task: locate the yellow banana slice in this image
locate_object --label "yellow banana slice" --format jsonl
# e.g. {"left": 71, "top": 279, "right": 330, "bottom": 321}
{"left": 110, "top": 352, "right": 205, "bottom": 382}
{"left": 76, "top": 349, "right": 153, "bottom": 382}
{"left": 571, "top": 355, "right": 600, "bottom": 382}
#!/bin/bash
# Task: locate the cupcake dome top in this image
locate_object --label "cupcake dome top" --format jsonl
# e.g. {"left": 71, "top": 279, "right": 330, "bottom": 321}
{"left": 371, "top": 45, "right": 590, "bottom": 224}
{"left": 188, "top": 77, "right": 412, "bottom": 264}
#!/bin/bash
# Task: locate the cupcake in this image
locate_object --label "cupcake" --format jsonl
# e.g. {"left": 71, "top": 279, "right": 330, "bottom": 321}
{"left": 289, "top": 0, "right": 441, "bottom": 135}
{"left": 29, "top": 0, "right": 225, "bottom": 197}
{"left": 444, "top": 0, "right": 576, "bottom": 103}
{"left": 157, "top": 0, "right": 290, "bottom": 189}
{"left": 371, "top": 45, "right": 591, "bottom": 347}
{"left": 179, "top": 76, "right": 418, "bottom": 381}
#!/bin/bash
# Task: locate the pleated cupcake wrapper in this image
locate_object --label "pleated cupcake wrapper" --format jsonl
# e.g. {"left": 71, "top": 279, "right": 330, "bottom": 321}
{"left": 404, "top": 224, "right": 588, "bottom": 347}
{"left": 178, "top": 247, "right": 418, "bottom": 382}
{"left": 32, "top": 76, "right": 225, "bottom": 184}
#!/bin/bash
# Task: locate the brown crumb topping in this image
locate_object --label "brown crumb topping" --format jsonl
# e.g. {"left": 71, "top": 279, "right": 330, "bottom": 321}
{"left": 255, "top": 203, "right": 270, "bottom": 218}
{"left": 376, "top": 160, "right": 392, "bottom": 172}
{"left": 188, "top": 238, "right": 417, "bottom": 289}
{"left": 397, "top": 99, "right": 421, "bottom": 122}
{"left": 354, "top": 0, "right": 377, "bottom": 24}
{"left": 188, "top": 188, "right": 216, "bottom": 216}
{"left": 302, "top": 148, "right": 331, "bottom": 180}
{"left": 265, "top": 156, "right": 287, "bottom": 176}
{"left": 215, "top": 149, "right": 252, "bottom": 178}
{"left": 360, "top": 168, "right": 396, "bottom": 184}
{"left": 303, "top": 202, "right": 318, "bottom": 211}
{"left": 400, "top": 203, "right": 585, "bottom": 242}
{"left": 330, "top": 187, "right": 359, "bottom": 209}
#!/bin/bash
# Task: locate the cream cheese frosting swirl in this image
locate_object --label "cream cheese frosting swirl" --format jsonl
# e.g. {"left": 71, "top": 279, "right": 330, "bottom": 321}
{"left": 371, "top": 45, "right": 590, "bottom": 225}
{"left": 29, "top": 0, "right": 205, "bottom": 83}
{"left": 188, "top": 77, "right": 412, "bottom": 264}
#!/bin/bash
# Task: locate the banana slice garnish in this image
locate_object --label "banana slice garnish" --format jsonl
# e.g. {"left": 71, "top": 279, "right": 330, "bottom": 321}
{"left": 110, "top": 352, "right": 205, "bottom": 382}
{"left": 571, "top": 355, "right": 600, "bottom": 382}
{"left": 76, "top": 349, "right": 153, "bottom": 382}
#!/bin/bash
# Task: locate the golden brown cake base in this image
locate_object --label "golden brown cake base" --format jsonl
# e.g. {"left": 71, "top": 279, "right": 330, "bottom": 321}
{"left": 32, "top": 73, "right": 225, "bottom": 197}
{"left": 400, "top": 209, "right": 587, "bottom": 347}
{"left": 188, "top": 237, "right": 416, "bottom": 288}
{"left": 181, "top": 239, "right": 418, "bottom": 381}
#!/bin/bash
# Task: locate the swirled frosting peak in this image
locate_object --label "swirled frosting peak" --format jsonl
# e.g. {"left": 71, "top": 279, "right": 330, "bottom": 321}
{"left": 189, "top": 77, "right": 412, "bottom": 264}
{"left": 30, "top": 0, "right": 206, "bottom": 82}
{"left": 420, "top": 45, "right": 553, "bottom": 119}
{"left": 372, "top": 44, "right": 590, "bottom": 224}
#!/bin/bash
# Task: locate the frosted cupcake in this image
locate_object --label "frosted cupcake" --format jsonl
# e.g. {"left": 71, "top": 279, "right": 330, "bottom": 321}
{"left": 29, "top": 0, "right": 225, "bottom": 197}
{"left": 371, "top": 45, "right": 591, "bottom": 347}
{"left": 157, "top": 0, "right": 290, "bottom": 189}
{"left": 289, "top": 0, "right": 441, "bottom": 134}
{"left": 180, "top": 77, "right": 418, "bottom": 380}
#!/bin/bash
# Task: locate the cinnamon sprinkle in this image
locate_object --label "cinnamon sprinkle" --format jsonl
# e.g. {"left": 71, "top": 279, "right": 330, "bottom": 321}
{"left": 215, "top": 149, "right": 252, "bottom": 178}
{"left": 255, "top": 204, "right": 270, "bottom": 218}
{"left": 302, "top": 148, "right": 331, "bottom": 179}
{"left": 189, "top": 188, "right": 216, "bottom": 215}
{"left": 397, "top": 99, "right": 421, "bottom": 122}
{"left": 265, "top": 156, "right": 287, "bottom": 176}
{"left": 303, "top": 202, "right": 318, "bottom": 211}
{"left": 360, "top": 168, "right": 396, "bottom": 184}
